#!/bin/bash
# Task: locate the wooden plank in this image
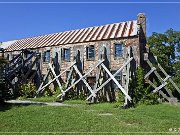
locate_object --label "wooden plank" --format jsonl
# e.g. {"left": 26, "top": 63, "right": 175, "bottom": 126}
{"left": 57, "top": 60, "right": 104, "bottom": 98}
{"left": 169, "top": 78, "right": 180, "bottom": 94}
{"left": 124, "top": 46, "right": 131, "bottom": 105}
{"left": 28, "top": 71, "right": 37, "bottom": 81}
{"left": 144, "top": 67, "right": 156, "bottom": 79}
{"left": 73, "top": 65, "right": 96, "bottom": 97}
{"left": 93, "top": 65, "right": 101, "bottom": 93}
{"left": 65, "top": 67, "right": 74, "bottom": 89}
{"left": 36, "top": 70, "right": 50, "bottom": 95}
{"left": 163, "top": 75, "right": 171, "bottom": 82}
{"left": 101, "top": 63, "right": 131, "bottom": 101}
{"left": 86, "top": 57, "right": 133, "bottom": 100}
{"left": 148, "top": 80, "right": 170, "bottom": 101}
{"left": 7, "top": 64, "right": 23, "bottom": 79}
{"left": 24, "top": 57, "right": 38, "bottom": 80}
{"left": 156, "top": 61, "right": 180, "bottom": 93}
{"left": 159, "top": 91, "right": 170, "bottom": 102}
{"left": 38, "top": 61, "right": 76, "bottom": 92}
{"left": 153, "top": 82, "right": 168, "bottom": 93}
{"left": 147, "top": 60, "right": 174, "bottom": 97}
{"left": 49, "top": 63, "right": 62, "bottom": 91}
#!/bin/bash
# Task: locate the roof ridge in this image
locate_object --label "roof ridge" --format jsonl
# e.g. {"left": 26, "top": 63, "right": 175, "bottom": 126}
{"left": 6, "top": 20, "right": 138, "bottom": 51}
{"left": 13, "top": 20, "right": 137, "bottom": 41}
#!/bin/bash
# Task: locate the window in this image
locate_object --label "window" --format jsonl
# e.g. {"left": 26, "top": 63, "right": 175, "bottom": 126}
{"left": 63, "top": 48, "right": 70, "bottom": 61}
{"left": 7, "top": 54, "right": 9, "bottom": 60}
{"left": 43, "top": 50, "right": 50, "bottom": 62}
{"left": 111, "top": 70, "right": 122, "bottom": 91}
{"left": 114, "top": 44, "right": 123, "bottom": 58}
{"left": 87, "top": 45, "right": 95, "bottom": 60}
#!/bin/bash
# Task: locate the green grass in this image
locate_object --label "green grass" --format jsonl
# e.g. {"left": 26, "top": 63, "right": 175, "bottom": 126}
{"left": 0, "top": 101, "right": 180, "bottom": 134}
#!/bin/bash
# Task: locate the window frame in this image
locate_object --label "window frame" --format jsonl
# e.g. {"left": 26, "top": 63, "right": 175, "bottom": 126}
{"left": 43, "top": 50, "right": 50, "bottom": 63}
{"left": 114, "top": 43, "right": 123, "bottom": 59}
{"left": 86, "top": 45, "right": 95, "bottom": 61}
{"left": 63, "top": 48, "right": 70, "bottom": 62}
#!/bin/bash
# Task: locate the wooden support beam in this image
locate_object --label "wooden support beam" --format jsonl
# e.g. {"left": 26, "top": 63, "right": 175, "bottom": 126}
{"left": 7, "top": 64, "right": 23, "bottom": 79}
{"left": 144, "top": 67, "right": 156, "bottom": 79}
{"left": 37, "top": 61, "right": 76, "bottom": 94}
{"left": 169, "top": 78, "right": 180, "bottom": 94}
{"left": 157, "top": 61, "right": 180, "bottom": 94}
{"left": 87, "top": 57, "right": 133, "bottom": 101}
{"left": 36, "top": 70, "right": 51, "bottom": 95}
{"left": 28, "top": 71, "right": 37, "bottom": 82}
{"left": 23, "top": 57, "right": 38, "bottom": 80}
{"left": 49, "top": 63, "right": 63, "bottom": 91}
{"left": 65, "top": 67, "right": 74, "bottom": 89}
{"left": 57, "top": 60, "right": 104, "bottom": 98}
{"left": 148, "top": 80, "right": 170, "bottom": 102}
{"left": 73, "top": 65, "right": 96, "bottom": 97}
{"left": 159, "top": 91, "right": 170, "bottom": 102}
{"left": 163, "top": 75, "right": 171, "bottom": 82}
{"left": 153, "top": 82, "right": 168, "bottom": 93}
{"left": 101, "top": 63, "right": 131, "bottom": 101}
{"left": 146, "top": 60, "right": 174, "bottom": 97}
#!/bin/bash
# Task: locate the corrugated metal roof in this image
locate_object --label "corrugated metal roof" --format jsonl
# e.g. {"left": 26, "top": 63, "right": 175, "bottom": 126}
{"left": 1, "top": 40, "right": 17, "bottom": 49}
{"left": 6, "top": 20, "right": 138, "bottom": 51}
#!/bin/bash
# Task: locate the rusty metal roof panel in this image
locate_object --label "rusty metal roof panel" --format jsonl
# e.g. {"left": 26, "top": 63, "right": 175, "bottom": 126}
{"left": 6, "top": 20, "right": 138, "bottom": 51}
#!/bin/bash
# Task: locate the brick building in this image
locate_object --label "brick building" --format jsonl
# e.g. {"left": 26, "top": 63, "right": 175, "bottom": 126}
{"left": 4, "top": 13, "right": 146, "bottom": 92}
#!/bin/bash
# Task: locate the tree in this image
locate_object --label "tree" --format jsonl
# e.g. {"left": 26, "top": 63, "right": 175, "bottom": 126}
{"left": 148, "top": 28, "right": 180, "bottom": 89}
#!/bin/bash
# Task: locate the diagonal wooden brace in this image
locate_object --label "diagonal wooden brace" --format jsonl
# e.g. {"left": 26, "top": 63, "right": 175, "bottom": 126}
{"left": 148, "top": 80, "right": 170, "bottom": 102}
{"left": 86, "top": 57, "right": 133, "bottom": 101}
{"left": 146, "top": 59, "right": 173, "bottom": 97}
{"left": 101, "top": 63, "right": 132, "bottom": 101}
{"left": 36, "top": 70, "right": 50, "bottom": 95}
{"left": 37, "top": 61, "right": 76, "bottom": 94}
{"left": 49, "top": 63, "right": 63, "bottom": 93}
{"left": 73, "top": 65, "right": 96, "bottom": 98}
{"left": 153, "top": 82, "right": 168, "bottom": 93}
{"left": 157, "top": 62, "right": 180, "bottom": 94}
{"left": 144, "top": 67, "right": 156, "bottom": 79}
{"left": 57, "top": 60, "right": 104, "bottom": 98}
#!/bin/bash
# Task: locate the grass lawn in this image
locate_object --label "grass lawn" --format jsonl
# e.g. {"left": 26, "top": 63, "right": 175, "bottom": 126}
{"left": 0, "top": 100, "right": 180, "bottom": 134}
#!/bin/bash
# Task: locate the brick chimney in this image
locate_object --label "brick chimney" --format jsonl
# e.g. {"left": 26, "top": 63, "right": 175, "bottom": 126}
{"left": 137, "top": 13, "right": 146, "bottom": 37}
{"left": 137, "top": 13, "right": 147, "bottom": 67}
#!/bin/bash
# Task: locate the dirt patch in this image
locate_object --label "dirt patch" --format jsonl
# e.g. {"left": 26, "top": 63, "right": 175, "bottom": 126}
{"left": 98, "top": 113, "right": 113, "bottom": 116}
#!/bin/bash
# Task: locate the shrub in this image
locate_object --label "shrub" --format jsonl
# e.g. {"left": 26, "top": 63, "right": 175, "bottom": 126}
{"left": 19, "top": 82, "right": 36, "bottom": 98}
{"left": 131, "top": 67, "right": 159, "bottom": 106}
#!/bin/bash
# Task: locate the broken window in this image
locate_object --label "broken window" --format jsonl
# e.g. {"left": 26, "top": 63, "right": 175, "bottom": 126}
{"left": 87, "top": 45, "right": 95, "bottom": 60}
{"left": 63, "top": 48, "right": 70, "bottom": 62}
{"left": 43, "top": 50, "right": 50, "bottom": 62}
{"left": 114, "top": 44, "right": 123, "bottom": 58}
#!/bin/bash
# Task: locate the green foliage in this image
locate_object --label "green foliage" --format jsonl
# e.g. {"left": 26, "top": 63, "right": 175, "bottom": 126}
{"left": 19, "top": 82, "right": 36, "bottom": 98}
{"left": 131, "top": 67, "right": 159, "bottom": 106}
{"left": 44, "top": 87, "right": 54, "bottom": 97}
{"left": 148, "top": 28, "right": 180, "bottom": 98}
{"left": 148, "top": 28, "right": 180, "bottom": 77}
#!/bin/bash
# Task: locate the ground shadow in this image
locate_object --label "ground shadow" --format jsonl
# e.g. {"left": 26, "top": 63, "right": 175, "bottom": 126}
{"left": 0, "top": 101, "right": 46, "bottom": 112}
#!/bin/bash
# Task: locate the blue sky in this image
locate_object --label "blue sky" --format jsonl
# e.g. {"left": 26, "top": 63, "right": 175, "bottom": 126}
{"left": 0, "top": 1, "right": 180, "bottom": 42}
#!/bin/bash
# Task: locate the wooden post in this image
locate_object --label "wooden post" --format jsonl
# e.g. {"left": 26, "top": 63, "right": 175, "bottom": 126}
{"left": 57, "top": 60, "right": 104, "bottom": 98}
{"left": 146, "top": 59, "right": 174, "bottom": 97}
{"left": 86, "top": 57, "right": 133, "bottom": 101}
